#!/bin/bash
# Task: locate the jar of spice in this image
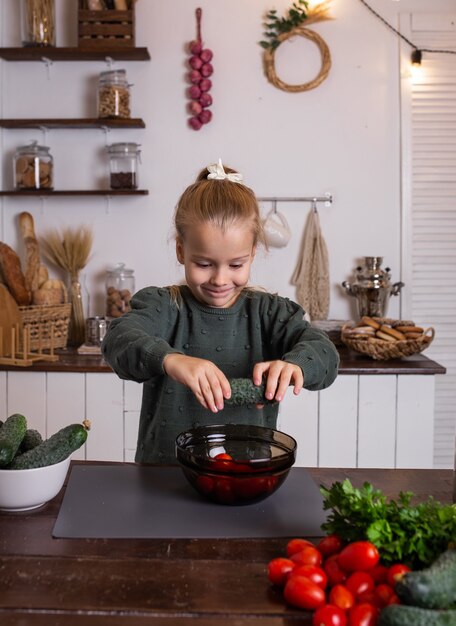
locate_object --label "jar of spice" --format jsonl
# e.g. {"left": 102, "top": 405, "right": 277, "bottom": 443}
{"left": 106, "top": 263, "right": 135, "bottom": 318}
{"left": 106, "top": 142, "right": 140, "bottom": 190}
{"left": 20, "top": 0, "right": 56, "bottom": 47}
{"left": 98, "top": 69, "right": 131, "bottom": 119}
{"left": 14, "top": 141, "right": 54, "bottom": 190}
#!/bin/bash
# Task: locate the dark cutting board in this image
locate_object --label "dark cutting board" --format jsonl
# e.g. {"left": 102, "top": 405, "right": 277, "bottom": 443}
{"left": 53, "top": 465, "right": 328, "bottom": 539}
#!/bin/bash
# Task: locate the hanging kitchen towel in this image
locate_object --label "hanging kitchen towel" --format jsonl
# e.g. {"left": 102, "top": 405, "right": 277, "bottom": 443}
{"left": 291, "top": 206, "right": 330, "bottom": 320}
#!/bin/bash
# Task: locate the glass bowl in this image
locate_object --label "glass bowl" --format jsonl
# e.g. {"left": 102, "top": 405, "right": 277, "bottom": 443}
{"left": 175, "top": 424, "right": 297, "bottom": 505}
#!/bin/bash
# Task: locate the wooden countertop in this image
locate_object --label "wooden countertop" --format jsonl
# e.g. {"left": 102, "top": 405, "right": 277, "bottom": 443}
{"left": 0, "top": 463, "right": 452, "bottom": 625}
{"left": 0, "top": 346, "right": 446, "bottom": 375}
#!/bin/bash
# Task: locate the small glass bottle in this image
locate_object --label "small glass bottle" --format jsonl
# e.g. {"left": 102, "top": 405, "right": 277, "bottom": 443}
{"left": 20, "top": 0, "right": 56, "bottom": 47}
{"left": 97, "top": 69, "right": 131, "bottom": 119}
{"left": 106, "top": 142, "right": 141, "bottom": 190}
{"left": 106, "top": 263, "right": 135, "bottom": 318}
{"left": 14, "top": 141, "right": 54, "bottom": 190}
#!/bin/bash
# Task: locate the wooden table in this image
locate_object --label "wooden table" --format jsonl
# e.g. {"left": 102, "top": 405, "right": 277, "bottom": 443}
{"left": 0, "top": 464, "right": 452, "bottom": 625}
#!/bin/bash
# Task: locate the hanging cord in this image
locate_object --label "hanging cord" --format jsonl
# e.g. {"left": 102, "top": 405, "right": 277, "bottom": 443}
{"left": 359, "top": 0, "right": 456, "bottom": 56}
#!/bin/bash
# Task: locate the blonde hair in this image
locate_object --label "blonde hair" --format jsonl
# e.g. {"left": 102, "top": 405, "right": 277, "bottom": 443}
{"left": 173, "top": 165, "right": 267, "bottom": 247}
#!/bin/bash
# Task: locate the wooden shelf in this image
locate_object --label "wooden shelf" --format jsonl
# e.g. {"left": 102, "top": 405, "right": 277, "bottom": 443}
{"left": 0, "top": 118, "right": 145, "bottom": 129}
{"left": 0, "top": 189, "right": 149, "bottom": 196}
{"left": 0, "top": 47, "right": 150, "bottom": 61}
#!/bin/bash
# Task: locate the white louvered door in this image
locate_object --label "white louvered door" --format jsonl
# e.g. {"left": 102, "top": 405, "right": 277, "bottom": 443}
{"left": 400, "top": 13, "right": 456, "bottom": 468}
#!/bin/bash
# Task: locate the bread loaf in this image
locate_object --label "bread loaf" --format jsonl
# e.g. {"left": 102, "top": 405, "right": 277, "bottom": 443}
{"left": 19, "top": 212, "right": 41, "bottom": 294}
{"left": 0, "top": 242, "right": 30, "bottom": 306}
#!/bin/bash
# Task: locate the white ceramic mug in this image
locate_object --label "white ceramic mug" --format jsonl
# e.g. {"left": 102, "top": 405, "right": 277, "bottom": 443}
{"left": 262, "top": 209, "right": 292, "bottom": 248}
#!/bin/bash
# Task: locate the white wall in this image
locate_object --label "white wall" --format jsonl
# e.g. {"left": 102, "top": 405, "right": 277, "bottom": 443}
{"left": 0, "top": 0, "right": 454, "bottom": 320}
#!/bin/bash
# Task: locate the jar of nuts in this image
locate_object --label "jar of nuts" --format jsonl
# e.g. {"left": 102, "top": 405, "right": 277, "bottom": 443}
{"left": 14, "top": 141, "right": 54, "bottom": 190}
{"left": 106, "top": 142, "right": 141, "bottom": 190}
{"left": 106, "top": 263, "right": 135, "bottom": 318}
{"left": 98, "top": 69, "right": 131, "bottom": 119}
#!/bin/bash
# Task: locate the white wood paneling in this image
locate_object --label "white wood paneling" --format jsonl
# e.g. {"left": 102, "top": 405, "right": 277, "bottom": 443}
{"left": 319, "top": 377, "right": 358, "bottom": 468}
{"left": 396, "top": 375, "right": 435, "bottom": 468}
{"left": 124, "top": 410, "right": 140, "bottom": 455}
{"left": 400, "top": 13, "right": 456, "bottom": 468}
{"left": 358, "top": 376, "right": 397, "bottom": 468}
{"left": 278, "top": 389, "right": 319, "bottom": 467}
{"left": 47, "top": 373, "right": 87, "bottom": 460}
{"left": 7, "top": 372, "right": 46, "bottom": 434}
{"left": 85, "top": 373, "right": 124, "bottom": 461}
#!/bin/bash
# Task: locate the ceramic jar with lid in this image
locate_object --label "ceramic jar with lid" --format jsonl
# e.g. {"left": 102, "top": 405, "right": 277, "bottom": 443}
{"left": 98, "top": 69, "right": 131, "bottom": 119}
{"left": 14, "top": 141, "right": 54, "bottom": 190}
{"left": 106, "top": 142, "right": 141, "bottom": 189}
{"left": 106, "top": 263, "right": 135, "bottom": 318}
{"left": 20, "top": 0, "right": 56, "bottom": 47}
{"left": 341, "top": 256, "right": 404, "bottom": 319}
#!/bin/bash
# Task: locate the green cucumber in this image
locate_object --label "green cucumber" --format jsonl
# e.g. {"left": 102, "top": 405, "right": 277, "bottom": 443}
{"left": 225, "top": 378, "right": 272, "bottom": 406}
{"left": 19, "top": 428, "right": 43, "bottom": 454}
{"left": 395, "top": 550, "right": 456, "bottom": 610}
{"left": 8, "top": 423, "right": 88, "bottom": 469}
{"left": 378, "top": 605, "right": 456, "bottom": 626}
{"left": 0, "top": 413, "right": 27, "bottom": 467}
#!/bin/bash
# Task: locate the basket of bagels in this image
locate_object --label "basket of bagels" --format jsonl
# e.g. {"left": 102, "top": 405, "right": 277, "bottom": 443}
{"left": 0, "top": 212, "right": 70, "bottom": 352}
{"left": 341, "top": 316, "right": 434, "bottom": 360}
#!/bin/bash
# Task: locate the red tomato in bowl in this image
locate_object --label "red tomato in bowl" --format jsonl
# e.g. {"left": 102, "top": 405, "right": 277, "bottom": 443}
{"left": 346, "top": 571, "right": 375, "bottom": 597}
{"left": 324, "top": 554, "right": 347, "bottom": 586}
{"left": 338, "top": 542, "right": 380, "bottom": 572}
{"left": 329, "top": 584, "right": 355, "bottom": 610}
{"left": 284, "top": 575, "right": 326, "bottom": 610}
{"left": 348, "top": 603, "right": 378, "bottom": 626}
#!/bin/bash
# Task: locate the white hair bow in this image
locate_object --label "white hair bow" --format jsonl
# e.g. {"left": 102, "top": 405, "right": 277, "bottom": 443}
{"left": 207, "top": 158, "right": 243, "bottom": 183}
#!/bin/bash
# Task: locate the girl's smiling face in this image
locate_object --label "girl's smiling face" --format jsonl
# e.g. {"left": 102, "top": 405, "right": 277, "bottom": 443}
{"left": 176, "top": 220, "right": 256, "bottom": 308}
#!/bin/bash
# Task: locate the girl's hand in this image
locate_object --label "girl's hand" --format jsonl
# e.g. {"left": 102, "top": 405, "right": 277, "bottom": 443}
{"left": 163, "top": 353, "right": 231, "bottom": 413}
{"left": 252, "top": 360, "right": 304, "bottom": 403}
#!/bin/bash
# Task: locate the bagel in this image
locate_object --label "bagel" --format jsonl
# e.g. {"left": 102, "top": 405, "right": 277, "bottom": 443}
{"left": 360, "top": 316, "right": 381, "bottom": 330}
{"left": 379, "top": 325, "right": 406, "bottom": 341}
{"left": 395, "top": 326, "right": 424, "bottom": 334}
{"left": 376, "top": 330, "right": 398, "bottom": 342}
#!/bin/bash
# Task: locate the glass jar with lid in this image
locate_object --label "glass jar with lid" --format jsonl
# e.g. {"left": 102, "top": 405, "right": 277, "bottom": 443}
{"left": 106, "top": 142, "right": 141, "bottom": 190}
{"left": 20, "top": 0, "right": 56, "bottom": 47}
{"left": 106, "top": 263, "right": 135, "bottom": 318}
{"left": 14, "top": 141, "right": 54, "bottom": 190}
{"left": 98, "top": 69, "right": 131, "bottom": 119}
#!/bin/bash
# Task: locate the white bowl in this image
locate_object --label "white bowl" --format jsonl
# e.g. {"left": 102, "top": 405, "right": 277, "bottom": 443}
{"left": 0, "top": 456, "right": 71, "bottom": 512}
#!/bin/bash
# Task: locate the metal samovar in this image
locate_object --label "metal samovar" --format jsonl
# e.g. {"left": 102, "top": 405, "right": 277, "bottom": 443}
{"left": 341, "top": 256, "right": 404, "bottom": 319}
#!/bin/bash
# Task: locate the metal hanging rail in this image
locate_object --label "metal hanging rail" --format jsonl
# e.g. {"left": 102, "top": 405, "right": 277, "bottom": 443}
{"left": 257, "top": 193, "right": 333, "bottom": 206}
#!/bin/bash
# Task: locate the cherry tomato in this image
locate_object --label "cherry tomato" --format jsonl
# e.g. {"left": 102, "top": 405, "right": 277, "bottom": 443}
{"left": 338, "top": 542, "right": 380, "bottom": 572}
{"left": 267, "top": 557, "right": 296, "bottom": 586}
{"left": 195, "top": 475, "right": 214, "bottom": 495}
{"left": 317, "top": 534, "right": 344, "bottom": 558}
{"left": 386, "top": 563, "right": 411, "bottom": 588}
{"left": 387, "top": 593, "right": 401, "bottom": 605}
{"left": 367, "top": 564, "right": 388, "bottom": 584}
{"left": 286, "top": 538, "right": 315, "bottom": 557}
{"left": 213, "top": 478, "right": 235, "bottom": 503}
{"left": 233, "top": 477, "right": 268, "bottom": 500}
{"left": 290, "top": 545, "right": 323, "bottom": 567}
{"left": 373, "top": 583, "right": 395, "bottom": 607}
{"left": 346, "top": 571, "right": 375, "bottom": 597}
{"left": 329, "top": 584, "right": 355, "bottom": 611}
{"left": 313, "top": 604, "right": 347, "bottom": 626}
{"left": 283, "top": 575, "right": 326, "bottom": 610}
{"left": 324, "top": 554, "right": 347, "bottom": 586}
{"left": 211, "top": 452, "right": 234, "bottom": 472}
{"left": 348, "top": 603, "right": 378, "bottom": 626}
{"left": 290, "top": 564, "right": 328, "bottom": 589}
{"left": 356, "top": 590, "right": 382, "bottom": 609}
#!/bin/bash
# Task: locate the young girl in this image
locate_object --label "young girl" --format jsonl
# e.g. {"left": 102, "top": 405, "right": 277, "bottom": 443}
{"left": 102, "top": 160, "right": 339, "bottom": 463}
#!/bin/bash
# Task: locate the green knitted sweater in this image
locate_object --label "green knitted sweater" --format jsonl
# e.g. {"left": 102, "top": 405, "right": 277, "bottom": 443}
{"left": 102, "top": 286, "right": 339, "bottom": 463}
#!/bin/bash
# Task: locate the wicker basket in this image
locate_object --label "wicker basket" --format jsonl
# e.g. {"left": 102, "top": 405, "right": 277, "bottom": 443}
{"left": 78, "top": 9, "right": 135, "bottom": 49}
{"left": 341, "top": 318, "right": 435, "bottom": 361}
{"left": 18, "top": 303, "right": 72, "bottom": 351}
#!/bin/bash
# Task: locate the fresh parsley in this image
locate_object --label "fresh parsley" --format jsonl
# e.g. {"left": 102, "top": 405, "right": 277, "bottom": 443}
{"left": 320, "top": 479, "right": 456, "bottom": 569}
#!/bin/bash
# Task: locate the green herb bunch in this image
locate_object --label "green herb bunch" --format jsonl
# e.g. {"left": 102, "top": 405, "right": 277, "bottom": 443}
{"left": 320, "top": 479, "right": 456, "bottom": 569}
{"left": 260, "top": 0, "right": 309, "bottom": 51}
